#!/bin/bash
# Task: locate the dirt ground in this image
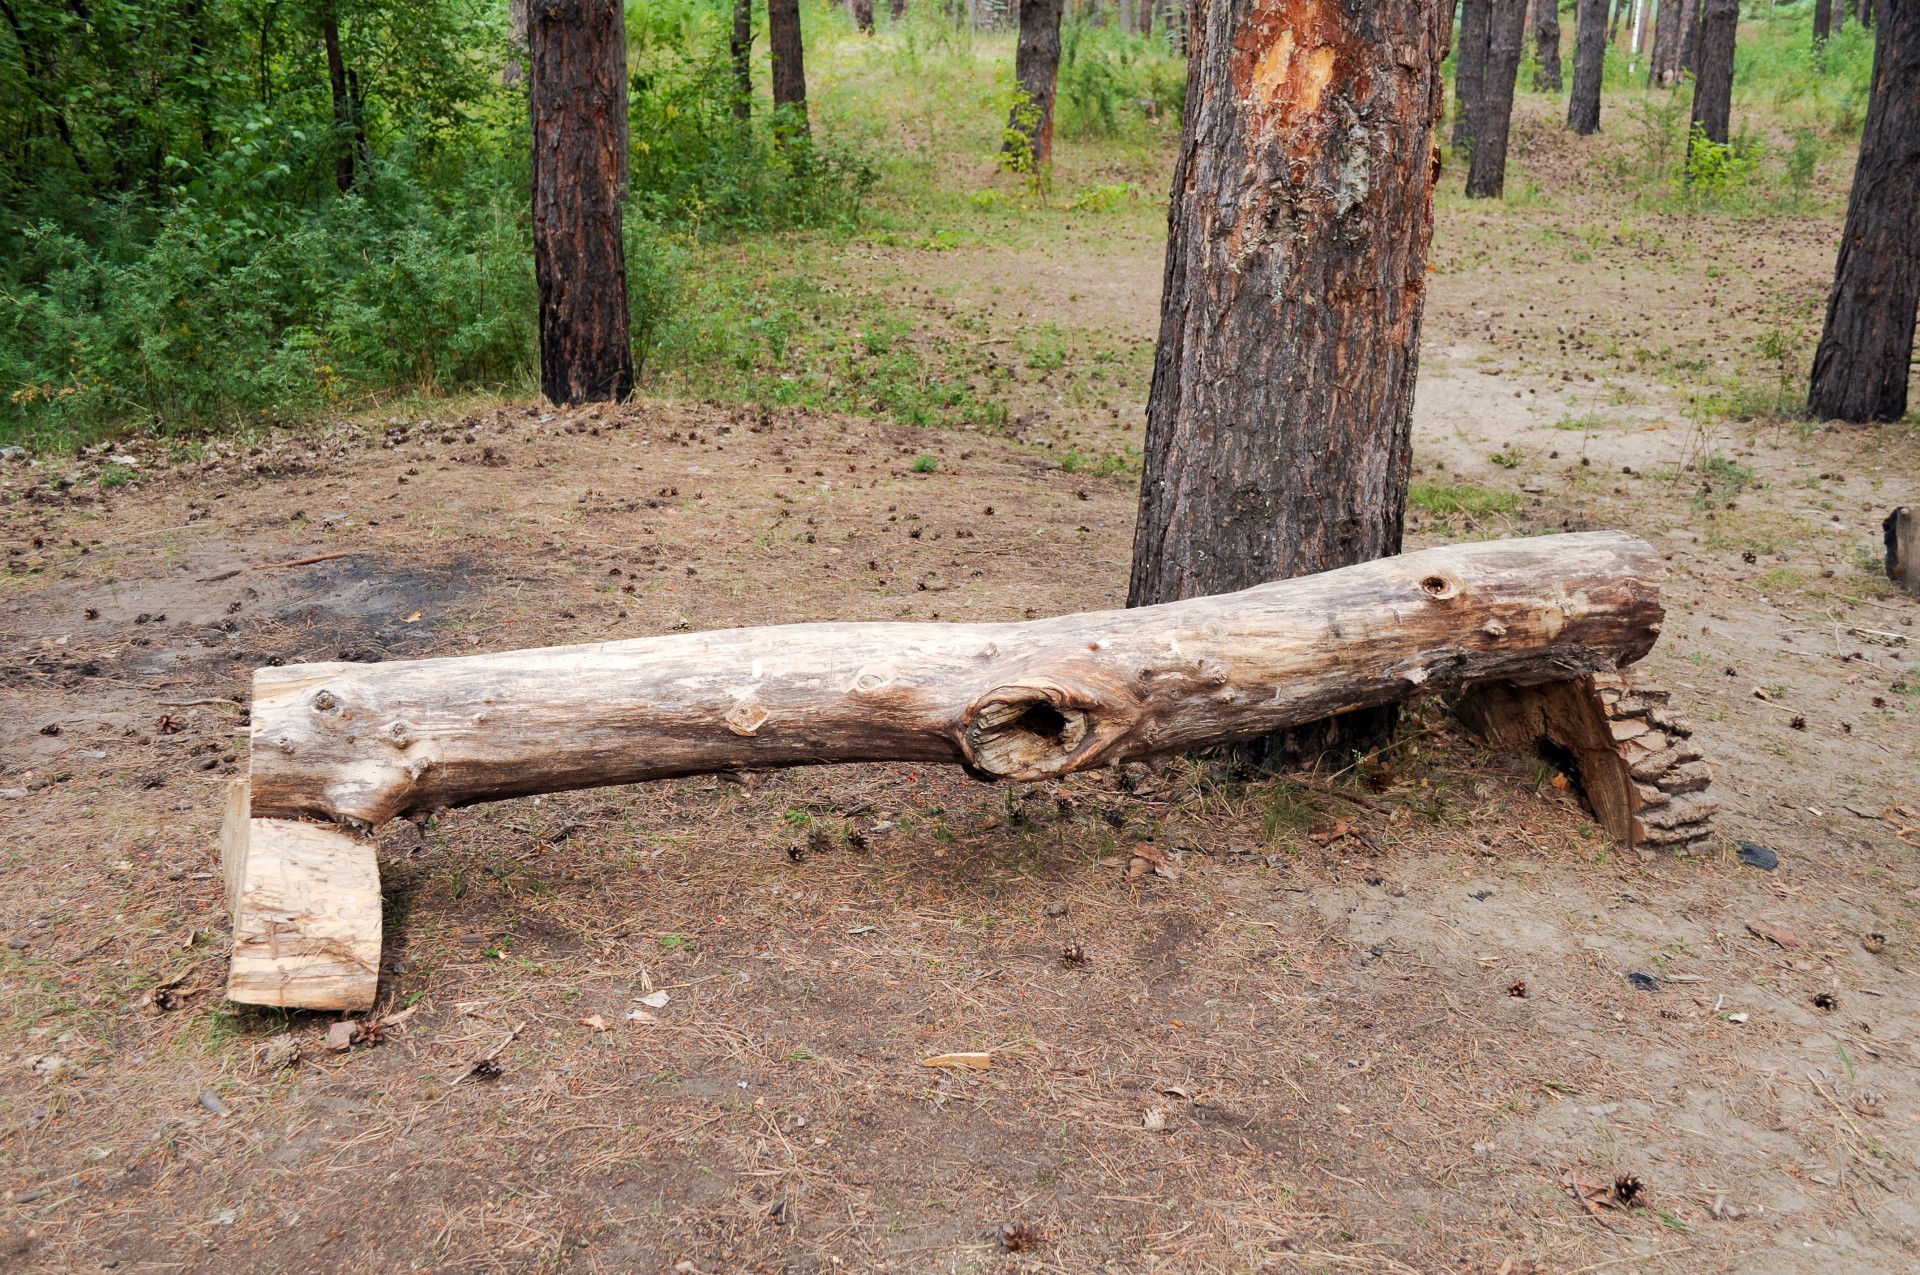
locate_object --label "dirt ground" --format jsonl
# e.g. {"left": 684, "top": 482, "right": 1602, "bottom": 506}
{"left": 6, "top": 102, "right": 1920, "bottom": 1274}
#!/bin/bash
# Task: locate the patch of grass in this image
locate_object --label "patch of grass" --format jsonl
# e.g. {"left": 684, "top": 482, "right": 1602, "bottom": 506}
{"left": 1408, "top": 482, "right": 1519, "bottom": 518}
{"left": 912, "top": 453, "right": 938, "bottom": 472}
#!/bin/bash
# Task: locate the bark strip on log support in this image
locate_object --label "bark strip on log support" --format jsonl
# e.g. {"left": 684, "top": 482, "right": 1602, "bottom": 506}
{"left": 224, "top": 531, "right": 1676, "bottom": 1008}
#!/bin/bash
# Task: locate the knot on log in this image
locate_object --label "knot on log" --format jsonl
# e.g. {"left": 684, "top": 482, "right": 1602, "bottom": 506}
{"left": 962, "top": 677, "right": 1137, "bottom": 781}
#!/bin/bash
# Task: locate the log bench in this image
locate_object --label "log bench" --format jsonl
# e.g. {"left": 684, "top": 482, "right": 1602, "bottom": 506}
{"left": 220, "top": 530, "right": 1715, "bottom": 1010}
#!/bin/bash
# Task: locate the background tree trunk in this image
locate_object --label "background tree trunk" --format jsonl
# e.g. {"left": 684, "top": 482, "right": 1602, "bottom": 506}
{"left": 1649, "top": 0, "right": 1682, "bottom": 82}
{"left": 1006, "top": 0, "right": 1065, "bottom": 167}
{"left": 1814, "top": 0, "right": 1832, "bottom": 47}
{"left": 893, "top": 0, "right": 907, "bottom": 17}
{"left": 1533, "top": 0, "right": 1562, "bottom": 90}
{"left": 1808, "top": 0, "right": 1919, "bottom": 423}
{"left": 1454, "top": 0, "right": 1492, "bottom": 152}
{"left": 1688, "top": 0, "right": 1736, "bottom": 146}
{"left": 731, "top": 0, "right": 754, "bottom": 120}
{"left": 850, "top": 0, "right": 876, "bottom": 34}
{"left": 1568, "top": 0, "right": 1606, "bottom": 132}
{"left": 1468, "top": 0, "right": 1529, "bottom": 197}
{"left": 321, "top": 4, "right": 355, "bottom": 193}
{"left": 1836, "top": 0, "right": 1849, "bottom": 32}
{"left": 769, "top": 0, "right": 809, "bottom": 138}
{"left": 529, "top": 0, "right": 634, "bottom": 406}
{"left": 1128, "top": 0, "right": 1448, "bottom": 763}
{"left": 1678, "top": 0, "right": 1698, "bottom": 71}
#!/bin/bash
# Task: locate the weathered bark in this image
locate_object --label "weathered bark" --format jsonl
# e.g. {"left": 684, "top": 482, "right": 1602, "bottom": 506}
{"left": 1837, "top": 0, "right": 1850, "bottom": 31}
{"left": 1533, "top": 0, "right": 1562, "bottom": 90}
{"left": 1678, "top": 0, "right": 1698, "bottom": 69}
{"left": 1455, "top": 673, "right": 1716, "bottom": 850}
{"left": 1128, "top": 0, "right": 1448, "bottom": 761}
{"left": 1006, "top": 0, "right": 1065, "bottom": 167}
{"left": 1815, "top": 0, "right": 1833, "bottom": 47}
{"left": 1567, "top": 0, "right": 1606, "bottom": 132}
{"left": 850, "top": 0, "right": 876, "bottom": 34}
{"left": 768, "top": 0, "right": 809, "bottom": 137}
{"left": 1649, "top": 0, "right": 1683, "bottom": 83}
{"left": 1455, "top": 0, "right": 1493, "bottom": 152}
{"left": 1886, "top": 507, "right": 1918, "bottom": 595}
{"left": 731, "top": 0, "right": 754, "bottom": 119}
{"left": 321, "top": 4, "right": 357, "bottom": 193}
{"left": 1809, "top": 0, "right": 1920, "bottom": 423}
{"left": 245, "top": 534, "right": 1664, "bottom": 827}
{"left": 1467, "top": 0, "right": 1529, "bottom": 197}
{"left": 529, "top": 0, "right": 634, "bottom": 406}
{"left": 1688, "top": 0, "right": 1736, "bottom": 146}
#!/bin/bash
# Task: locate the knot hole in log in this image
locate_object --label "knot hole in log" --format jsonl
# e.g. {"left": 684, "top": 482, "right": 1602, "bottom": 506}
{"left": 965, "top": 688, "right": 1092, "bottom": 779}
{"left": 1419, "top": 574, "right": 1459, "bottom": 600}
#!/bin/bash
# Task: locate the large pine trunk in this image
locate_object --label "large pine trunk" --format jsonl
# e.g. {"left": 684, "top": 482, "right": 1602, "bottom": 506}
{"left": 731, "top": 0, "right": 754, "bottom": 119}
{"left": 529, "top": 0, "right": 634, "bottom": 406}
{"left": 1128, "top": 0, "right": 1447, "bottom": 762}
{"left": 1808, "top": 0, "right": 1919, "bottom": 424}
{"left": 1454, "top": 0, "right": 1492, "bottom": 152}
{"left": 769, "top": 0, "right": 809, "bottom": 138}
{"left": 1688, "top": 0, "right": 1736, "bottom": 146}
{"left": 1567, "top": 0, "right": 1607, "bottom": 133}
{"left": 1467, "top": 0, "right": 1528, "bottom": 197}
{"left": 1533, "top": 0, "right": 1563, "bottom": 90}
{"left": 1649, "top": 0, "right": 1684, "bottom": 83}
{"left": 1007, "top": 0, "right": 1066, "bottom": 167}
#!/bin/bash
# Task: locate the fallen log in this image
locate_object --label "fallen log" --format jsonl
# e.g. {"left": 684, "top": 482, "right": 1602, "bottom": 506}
{"left": 222, "top": 530, "right": 1678, "bottom": 1009}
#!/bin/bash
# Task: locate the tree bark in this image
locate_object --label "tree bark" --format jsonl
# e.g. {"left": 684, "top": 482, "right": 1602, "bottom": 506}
{"left": 1808, "top": 0, "right": 1919, "bottom": 424}
{"left": 732, "top": 0, "right": 754, "bottom": 119}
{"left": 1006, "top": 0, "right": 1065, "bottom": 167}
{"left": 321, "top": 3, "right": 356, "bottom": 193}
{"left": 1533, "top": 0, "right": 1562, "bottom": 90}
{"left": 768, "top": 0, "right": 809, "bottom": 137}
{"left": 1455, "top": 0, "right": 1492, "bottom": 152}
{"left": 1886, "top": 506, "right": 1918, "bottom": 594}
{"left": 1467, "top": 0, "right": 1529, "bottom": 196}
{"left": 850, "top": 0, "right": 876, "bottom": 33}
{"left": 1678, "top": 0, "right": 1698, "bottom": 71}
{"left": 893, "top": 0, "right": 907, "bottom": 17}
{"left": 1814, "top": 0, "right": 1832, "bottom": 47}
{"left": 529, "top": 0, "right": 634, "bottom": 406}
{"left": 1688, "top": 0, "right": 1736, "bottom": 146}
{"left": 1567, "top": 0, "right": 1606, "bottom": 132}
{"left": 244, "top": 534, "right": 1665, "bottom": 827}
{"left": 1649, "top": 0, "right": 1683, "bottom": 83}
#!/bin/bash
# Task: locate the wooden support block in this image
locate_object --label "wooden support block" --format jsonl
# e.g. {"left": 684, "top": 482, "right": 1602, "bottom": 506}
{"left": 1887, "top": 506, "right": 1917, "bottom": 596}
{"left": 222, "top": 779, "right": 382, "bottom": 1011}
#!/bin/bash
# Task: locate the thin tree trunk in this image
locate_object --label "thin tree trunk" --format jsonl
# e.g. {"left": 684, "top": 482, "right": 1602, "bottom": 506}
{"left": 1468, "top": 0, "right": 1529, "bottom": 197}
{"left": 892, "top": 0, "right": 906, "bottom": 17}
{"left": 529, "top": 0, "right": 634, "bottom": 406}
{"left": 1568, "top": 0, "right": 1606, "bottom": 132}
{"left": 1809, "top": 0, "right": 1919, "bottom": 424}
{"left": 1533, "top": 0, "right": 1562, "bottom": 90}
{"left": 768, "top": 0, "right": 809, "bottom": 137}
{"left": 1836, "top": 0, "right": 1849, "bottom": 31}
{"left": 321, "top": 4, "right": 354, "bottom": 193}
{"left": 1678, "top": 0, "right": 1698, "bottom": 71}
{"left": 1858, "top": 0, "right": 1872, "bottom": 26}
{"left": 1650, "top": 0, "right": 1684, "bottom": 82}
{"left": 1688, "top": 0, "right": 1736, "bottom": 147}
{"left": 850, "top": 0, "right": 875, "bottom": 33}
{"left": 731, "top": 0, "right": 754, "bottom": 119}
{"left": 1006, "top": 0, "right": 1065, "bottom": 167}
{"left": 1814, "top": 0, "right": 1832, "bottom": 45}
{"left": 1455, "top": 0, "right": 1492, "bottom": 152}
{"left": 1128, "top": 0, "right": 1447, "bottom": 763}
{"left": 1607, "top": 0, "right": 1623, "bottom": 43}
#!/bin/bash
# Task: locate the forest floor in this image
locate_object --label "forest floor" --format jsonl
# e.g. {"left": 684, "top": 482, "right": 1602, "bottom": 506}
{"left": 4, "top": 78, "right": 1920, "bottom": 1275}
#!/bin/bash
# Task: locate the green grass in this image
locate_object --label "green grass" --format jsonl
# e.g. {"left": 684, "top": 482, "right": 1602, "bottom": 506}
{"left": 1408, "top": 482, "right": 1520, "bottom": 518}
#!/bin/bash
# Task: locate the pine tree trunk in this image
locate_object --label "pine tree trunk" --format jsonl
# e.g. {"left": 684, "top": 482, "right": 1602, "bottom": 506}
{"left": 1533, "top": 0, "right": 1563, "bottom": 90}
{"left": 1454, "top": 0, "right": 1492, "bottom": 152}
{"left": 1128, "top": 0, "right": 1448, "bottom": 763}
{"left": 769, "top": 0, "right": 810, "bottom": 138}
{"left": 321, "top": 5, "right": 354, "bottom": 193}
{"left": 1568, "top": 0, "right": 1606, "bottom": 132}
{"left": 892, "top": 0, "right": 907, "bottom": 17}
{"left": 1814, "top": 0, "right": 1832, "bottom": 46}
{"left": 1678, "top": 0, "right": 1698, "bottom": 71}
{"left": 1007, "top": 0, "right": 1065, "bottom": 167}
{"left": 1468, "top": 0, "right": 1529, "bottom": 197}
{"left": 1688, "top": 0, "right": 1736, "bottom": 146}
{"left": 529, "top": 0, "right": 634, "bottom": 406}
{"left": 1808, "top": 0, "right": 1919, "bottom": 424}
{"left": 1650, "top": 0, "right": 1684, "bottom": 82}
{"left": 731, "top": 0, "right": 754, "bottom": 120}
{"left": 1836, "top": 0, "right": 1849, "bottom": 31}
{"left": 850, "top": 0, "right": 876, "bottom": 34}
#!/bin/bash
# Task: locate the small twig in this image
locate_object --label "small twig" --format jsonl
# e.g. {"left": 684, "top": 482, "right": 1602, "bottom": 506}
{"left": 156, "top": 697, "right": 244, "bottom": 709}
{"left": 1285, "top": 774, "right": 1388, "bottom": 812}
{"left": 200, "top": 550, "right": 365, "bottom": 583}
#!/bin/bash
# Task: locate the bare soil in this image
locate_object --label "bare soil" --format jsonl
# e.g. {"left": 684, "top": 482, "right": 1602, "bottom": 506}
{"left": 4, "top": 101, "right": 1920, "bottom": 1275}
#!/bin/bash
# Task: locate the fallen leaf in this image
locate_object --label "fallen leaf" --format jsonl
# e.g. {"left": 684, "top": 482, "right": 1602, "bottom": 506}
{"left": 1747, "top": 919, "right": 1805, "bottom": 949}
{"left": 325, "top": 1021, "right": 357, "bottom": 1052}
{"left": 581, "top": 1014, "right": 610, "bottom": 1032}
{"left": 638, "top": 990, "right": 671, "bottom": 1009}
{"left": 1310, "top": 817, "right": 1352, "bottom": 845}
{"left": 625, "top": 1009, "right": 659, "bottom": 1024}
{"left": 921, "top": 1052, "right": 992, "bottom": 1070}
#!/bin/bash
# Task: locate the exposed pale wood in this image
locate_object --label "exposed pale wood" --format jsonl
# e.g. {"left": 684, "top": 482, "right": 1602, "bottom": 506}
{"left": 1887, "top": 506, "right": 1917, "bottom": 596}
{"left": 223, "top": 779, "right": 382, "bottom": 1010}
{"left": 246, "top": 532, "right": 1665, "bottom": 828}
{"left": 1454, "top": 672, "right": 1717, "bottom": 850}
